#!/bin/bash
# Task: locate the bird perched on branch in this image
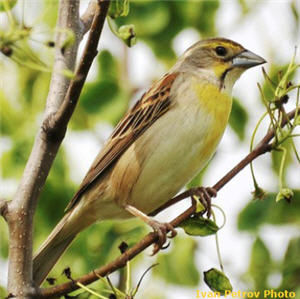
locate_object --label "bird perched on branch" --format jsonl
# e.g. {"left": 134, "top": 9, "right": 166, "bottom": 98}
{"left": 33, "top": 37, "right": 265, "bottom": 285}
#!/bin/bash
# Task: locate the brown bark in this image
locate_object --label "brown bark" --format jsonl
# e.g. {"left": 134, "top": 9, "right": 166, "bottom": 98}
{"left": 2, "top": 1, "right": 110, "bottom": 297}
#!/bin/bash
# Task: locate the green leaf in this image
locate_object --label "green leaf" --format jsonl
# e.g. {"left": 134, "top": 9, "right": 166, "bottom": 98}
{"left": 0, "top": 0, "right": 17, "bottom": 11}
{"left": 195, "top": 1, "right": 219, "bottom": 36}
{"left": 238, "top": 190, "right": 300, "bottom": 231}
{"left": 80, "top": 80, "right": 120, "bottom": 114}
{"left": 248, "top": 238, "right": 272, "bottom": 290}
{"left": 180, "top": 215, "right": 219, "bottom": 236}
{"left": 36, "top": 149, "right": 76, "bottom": 230}
{"left": 115, "top": 2, "right": 170, "bottom": 37}
{"left": 281, "top": 237, "right": 300, "bottom": 289}
{"left": 154, "top": 237, "right": 200, "bottom": 286}
{"left": 229, "top": 98, "right": 249, "bottom": 140}
{"left": 1, "top": 135, "right": 33, "bottom": 178}
{"left": 203, "top": 268, "right": 232, "bottom": 295}
{"left": 238, "top": 197, "right": 270, "bottom": 232}
{"left": 176, "top": 1, "right": 219, "bottom": 37}
{"left": 0, "top": 91, "right": 20, "bottom": 135}
{"left": 75, "top": 49, "right": 129, "bottom": 128}
{"left": 97, "top": 50, "right": 118, "bottom": 79}
{"left": 109, "top": 0, "right": 129, "bottom": 18}
{"left": 276, "top": 188, "right": 294, "bottom": 202}
{"left": 118, "top": 24, "right": 137, "bottom": 47}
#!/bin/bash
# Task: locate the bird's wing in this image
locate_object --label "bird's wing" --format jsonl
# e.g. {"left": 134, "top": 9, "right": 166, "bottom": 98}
{"left": 66, "top": 72, "right": 178, "bottom": 211}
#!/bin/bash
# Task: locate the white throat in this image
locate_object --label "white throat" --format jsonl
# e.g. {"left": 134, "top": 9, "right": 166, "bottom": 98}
{"left": 222, "top": 67, "right": 245, "bottom": 95}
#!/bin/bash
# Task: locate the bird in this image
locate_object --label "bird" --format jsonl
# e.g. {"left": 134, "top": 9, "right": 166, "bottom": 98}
{"left": 33, "top": 37, "right": 265, "bottom": 285}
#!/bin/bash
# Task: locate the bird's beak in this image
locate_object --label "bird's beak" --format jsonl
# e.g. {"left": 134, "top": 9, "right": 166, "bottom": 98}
{"left": 232, "top": 50, "right": 266, "bottom": 68}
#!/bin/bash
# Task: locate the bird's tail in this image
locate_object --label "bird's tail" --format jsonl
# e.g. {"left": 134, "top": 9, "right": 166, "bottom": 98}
{"left": 33, "top": 212, "right": 77, "bottom": 286}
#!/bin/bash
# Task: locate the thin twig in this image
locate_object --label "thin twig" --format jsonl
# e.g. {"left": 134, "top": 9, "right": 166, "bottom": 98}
{"left": 40, "top": 106, "right": 299, "bottom": 298}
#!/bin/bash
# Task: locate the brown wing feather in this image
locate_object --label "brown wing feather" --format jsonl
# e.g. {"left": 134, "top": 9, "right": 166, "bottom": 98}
{"left": 65, "top": 72, "right": 178, "bottom": 211}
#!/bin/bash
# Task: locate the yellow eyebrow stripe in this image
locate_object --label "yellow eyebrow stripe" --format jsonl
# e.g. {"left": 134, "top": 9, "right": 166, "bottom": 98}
{"left": 201, "top": 40, "right": 243, "bottom": 52}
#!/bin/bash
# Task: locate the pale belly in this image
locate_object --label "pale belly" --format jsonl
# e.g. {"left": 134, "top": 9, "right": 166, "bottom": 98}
{"left": 128, "top": 106, "right": 222, "bottom": 213}
{"left": 107, "top": 93, "right": 231, "bottom": 218}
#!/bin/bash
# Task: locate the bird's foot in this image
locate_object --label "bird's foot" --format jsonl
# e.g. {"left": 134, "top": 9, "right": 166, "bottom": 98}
{"left": 147, "top": 219, "right": 177, "bottom": 255}
{"left": 124, "top": 204, "right": 177, "bottom": 255}
{"left": 190, "top": 187, "right": 217, "bottom": 218}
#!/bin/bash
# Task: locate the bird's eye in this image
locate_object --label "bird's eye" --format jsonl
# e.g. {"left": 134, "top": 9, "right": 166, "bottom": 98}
{"left": 215, "top": 46, "right": 227, "bottom": 56}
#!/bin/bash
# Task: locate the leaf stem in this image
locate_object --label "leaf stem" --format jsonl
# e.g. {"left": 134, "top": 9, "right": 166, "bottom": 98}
{"left": 125, "top": 260, "right": 131, "bottom": 295}
{"left": 76, "top": 282, "right": 108, "bottom": 299}
{"left": 277, "top": 146, "right": 287, "bottom": 190}
{"left": 249, "top": 111, "right": 268, "bottom": 189}
{"left": 211, "top": 204, "right": 226, "bottom": 230}
{"left": 212, "top": 210, "right": 224, "bottom": 272}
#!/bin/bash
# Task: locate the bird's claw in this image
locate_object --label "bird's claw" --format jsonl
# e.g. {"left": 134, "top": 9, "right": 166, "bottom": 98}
{"left": 191, "top": 187, "right": 217, "bottom": 218}
{"left": 148, "top": 220, "right": 177, "bottom": 255}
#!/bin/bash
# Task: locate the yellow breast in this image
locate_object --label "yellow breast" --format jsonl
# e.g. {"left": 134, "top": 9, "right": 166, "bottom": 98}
{"left": 193, "top": 82, "right": 232, "bottom": 117}
{"left": 193, "top": 81, "right": 232, "bottom": 160}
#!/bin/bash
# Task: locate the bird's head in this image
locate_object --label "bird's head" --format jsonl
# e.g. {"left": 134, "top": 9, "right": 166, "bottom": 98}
{"left": 176, "top": 38, "right": 266, "bottom": 92}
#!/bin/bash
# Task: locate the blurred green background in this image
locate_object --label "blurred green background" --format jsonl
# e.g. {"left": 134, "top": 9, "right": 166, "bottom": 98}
{"left": 0, "top": 0, "right": 299, "bottom": 298}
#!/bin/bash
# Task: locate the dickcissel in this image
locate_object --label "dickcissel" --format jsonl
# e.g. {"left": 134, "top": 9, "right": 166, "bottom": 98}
{"left": 33, "top": 38, "right": 265, "bottom": 284}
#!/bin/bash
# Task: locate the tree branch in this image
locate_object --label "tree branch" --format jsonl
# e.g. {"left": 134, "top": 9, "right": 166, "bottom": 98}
{"left": 0, "top": 199, "right": 8, "bottom": 220}
{"left": 80, "top": 0, "right": 98, "bottom": 36}
{"left": 40, "top": 205, "right": 196, "bottom": 298}
{"left": 40, "top": 106, "right": 299, "bottom": 298}
{"left": 46, "top": 0, "right": 109, "bottom": 135}
{"left": 4, "top": 0, "right": 110, "bottom": 297}
{"left": 45, "top": 0, "right": 82, "bottom": 115}
{"left": 5, "top": 1, "right": 81, "bottom": 296}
